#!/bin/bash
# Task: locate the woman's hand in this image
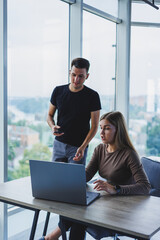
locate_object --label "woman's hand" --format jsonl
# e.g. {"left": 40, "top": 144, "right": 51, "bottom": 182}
{"left": 93, "top": 180, "right": 117, "bottom": 195}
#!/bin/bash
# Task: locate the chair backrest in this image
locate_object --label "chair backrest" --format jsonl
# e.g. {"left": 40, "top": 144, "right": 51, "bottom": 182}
{"left": 141, "top": 157, "right": 160, "bottom": 197}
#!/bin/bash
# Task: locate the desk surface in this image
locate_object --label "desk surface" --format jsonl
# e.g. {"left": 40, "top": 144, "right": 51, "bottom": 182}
{"left": 0, "top": 177, "right": 160, "bottom": 240}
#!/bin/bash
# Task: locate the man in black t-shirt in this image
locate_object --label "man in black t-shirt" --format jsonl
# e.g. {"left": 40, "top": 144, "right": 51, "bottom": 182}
{"left": 47, "top": 57, "right": 101, "bottom": 164}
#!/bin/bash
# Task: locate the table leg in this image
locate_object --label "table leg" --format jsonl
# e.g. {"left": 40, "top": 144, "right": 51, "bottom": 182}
{"left": 43, "top": 212, "right": 51, "bottom": 236}
{"left": 29, "top": 209, "right": 40, "bottom": 240}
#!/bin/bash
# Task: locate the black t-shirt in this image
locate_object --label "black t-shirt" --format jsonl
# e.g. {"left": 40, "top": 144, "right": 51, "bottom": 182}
{"left": 50, "top": 84, "right": 101, "bottom": 147}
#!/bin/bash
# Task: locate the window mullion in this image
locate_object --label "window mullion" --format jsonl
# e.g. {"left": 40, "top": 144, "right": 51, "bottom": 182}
{"left": 116, "top": 0, "right": 131, "bottom": 125}
{"left": 0, "top": 0, "right": 8, "bottom": 238}
{"left": 69, "top": 0, "right": 83, "bottom": 61}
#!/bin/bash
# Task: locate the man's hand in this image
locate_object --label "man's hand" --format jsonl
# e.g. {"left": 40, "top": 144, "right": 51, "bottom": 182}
{"left": 73, "top": 147, "right": 85, "bottom": 161}
{"left": 51, "top": 125, "right": 64, "bottom": 136}
{"left": 93, "top": 180, "right": 117, "bottom": 195}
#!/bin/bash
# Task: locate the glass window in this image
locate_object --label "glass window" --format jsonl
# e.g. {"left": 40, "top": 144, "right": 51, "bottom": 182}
{"left": 83, "top": 11, "right": 116, "bottom": 162}
{"left": 132, "top": 3, "right": 160, "bottom": 23}
{"left": 129, "top": 26, "right": 160, "bottom": 157}
{"left": 7, "top": 0, "right": 69, "bottom": 180}
{"left": 83, "top": 0, "right": 118, "bottom": 17}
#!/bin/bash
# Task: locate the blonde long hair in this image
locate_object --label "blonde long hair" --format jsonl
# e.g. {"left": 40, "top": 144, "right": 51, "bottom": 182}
{"left": 100, "top": 111, "right": 136, "bottom": 151}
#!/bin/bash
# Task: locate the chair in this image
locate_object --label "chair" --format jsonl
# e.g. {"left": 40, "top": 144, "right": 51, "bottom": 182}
{"left": 141, "top": 157, "right": 160, "bottom": 197}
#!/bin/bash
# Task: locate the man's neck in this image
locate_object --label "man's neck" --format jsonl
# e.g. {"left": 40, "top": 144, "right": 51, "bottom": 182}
{"left": 69, "top": 84, "right": 84, "bottom": 92}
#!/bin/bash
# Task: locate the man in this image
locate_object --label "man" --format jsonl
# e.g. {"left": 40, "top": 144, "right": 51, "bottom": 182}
{"left": 47, "top": 57, "right": 101, "bottom": 164}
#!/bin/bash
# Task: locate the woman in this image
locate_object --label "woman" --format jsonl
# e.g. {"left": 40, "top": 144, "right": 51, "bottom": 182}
{"left": 40, "top": 111, "right": 150, "bottom": 240}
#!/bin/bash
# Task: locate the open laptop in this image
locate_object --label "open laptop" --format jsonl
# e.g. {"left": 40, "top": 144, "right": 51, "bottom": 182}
{"left": 29, "top": 160, "right": 100, "bottom": 206}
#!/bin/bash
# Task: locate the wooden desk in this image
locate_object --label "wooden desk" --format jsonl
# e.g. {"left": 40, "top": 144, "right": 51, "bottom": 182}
{"left": 0, "top": 177, "right": 160, "bottom": 240}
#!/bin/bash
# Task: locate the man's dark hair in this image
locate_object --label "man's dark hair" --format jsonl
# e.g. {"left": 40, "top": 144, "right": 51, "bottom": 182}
{"left": 71, "top": 58, "right": 90, "bottom": 73}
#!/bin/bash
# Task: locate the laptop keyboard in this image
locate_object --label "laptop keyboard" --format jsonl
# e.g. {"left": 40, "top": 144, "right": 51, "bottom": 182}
{"left": 86, "top": 191, "right": 100, "bottom": 205}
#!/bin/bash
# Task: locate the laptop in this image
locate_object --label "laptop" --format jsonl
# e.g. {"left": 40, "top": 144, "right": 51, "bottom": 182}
{"left": 29, "top": 160, "right": 100, "bottom": 206}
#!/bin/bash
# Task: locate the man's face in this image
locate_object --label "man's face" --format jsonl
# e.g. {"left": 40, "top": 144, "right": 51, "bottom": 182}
{"left": 69, "top": 66, "right": 89, "bottom": 92}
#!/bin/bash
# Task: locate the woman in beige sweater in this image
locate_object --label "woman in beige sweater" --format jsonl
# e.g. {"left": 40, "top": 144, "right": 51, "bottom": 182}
{"left": 40, "top": 111, "right": 150, "bottom": 240}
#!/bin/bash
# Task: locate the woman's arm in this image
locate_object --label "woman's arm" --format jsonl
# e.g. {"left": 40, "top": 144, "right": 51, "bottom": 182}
{"left": 119, "top": 150, "right": 151, "bottom": 195}
{"left": 85, "top": 145, "right": 101, "bottom": 182}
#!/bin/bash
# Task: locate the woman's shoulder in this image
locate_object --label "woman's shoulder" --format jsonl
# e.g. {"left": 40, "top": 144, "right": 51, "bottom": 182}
{"left": 94, "top": 143, "right": 106, "bottom": 151}
{"left": 121, "top": 147, "right": 140, "bottom": 164}
{"left": 93, "top": 143, "right": 107, "bottom": 156}
{"left": 121, "top": 147, "right": 137, "bottom": 155}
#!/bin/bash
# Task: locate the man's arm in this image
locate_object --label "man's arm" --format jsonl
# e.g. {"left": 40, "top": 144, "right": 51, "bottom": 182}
{"left": 73, "top": 110, "right": 100, "bottom": 161}
{"left": 47, "top": 103, "right": 64, "bottom": 136}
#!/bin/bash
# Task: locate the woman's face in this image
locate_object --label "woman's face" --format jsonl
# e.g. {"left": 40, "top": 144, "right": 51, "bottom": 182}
{"left": 100, "top": 119, "right": 117, "bottom": 145}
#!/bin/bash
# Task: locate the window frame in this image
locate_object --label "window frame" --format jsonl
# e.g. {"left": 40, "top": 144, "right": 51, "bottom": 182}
{"left": 0, "top": 1, "right": 8, "bottom": 239}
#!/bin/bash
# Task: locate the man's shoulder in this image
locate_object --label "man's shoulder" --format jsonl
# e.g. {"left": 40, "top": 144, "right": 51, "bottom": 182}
{"left": 55, "top": 84, "right": 69, "bottom": 90}
{"left": 51, "top": 84, "right": 69, "bottom": 101}
{"left": 53, "top": 84, "right": 69, "bottom": 94}
{"left": 84, "top": 85, "right": 99, "bottom": 96}
{"left": 83, "top": 85, "right": 101, "bottom": 110}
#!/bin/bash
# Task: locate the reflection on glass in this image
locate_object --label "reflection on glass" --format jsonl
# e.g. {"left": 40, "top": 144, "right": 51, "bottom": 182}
{"left": 130, "top": 27, "right": 160, "bottom": 157}
{"left": 83, "top": 11, "right": 116, "bottom": 163}
{"left": 7, "top": 0, "right": 69, "bottom": 180}
{"left": 83, "top": 0, "right": 118, "bottom": 17}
